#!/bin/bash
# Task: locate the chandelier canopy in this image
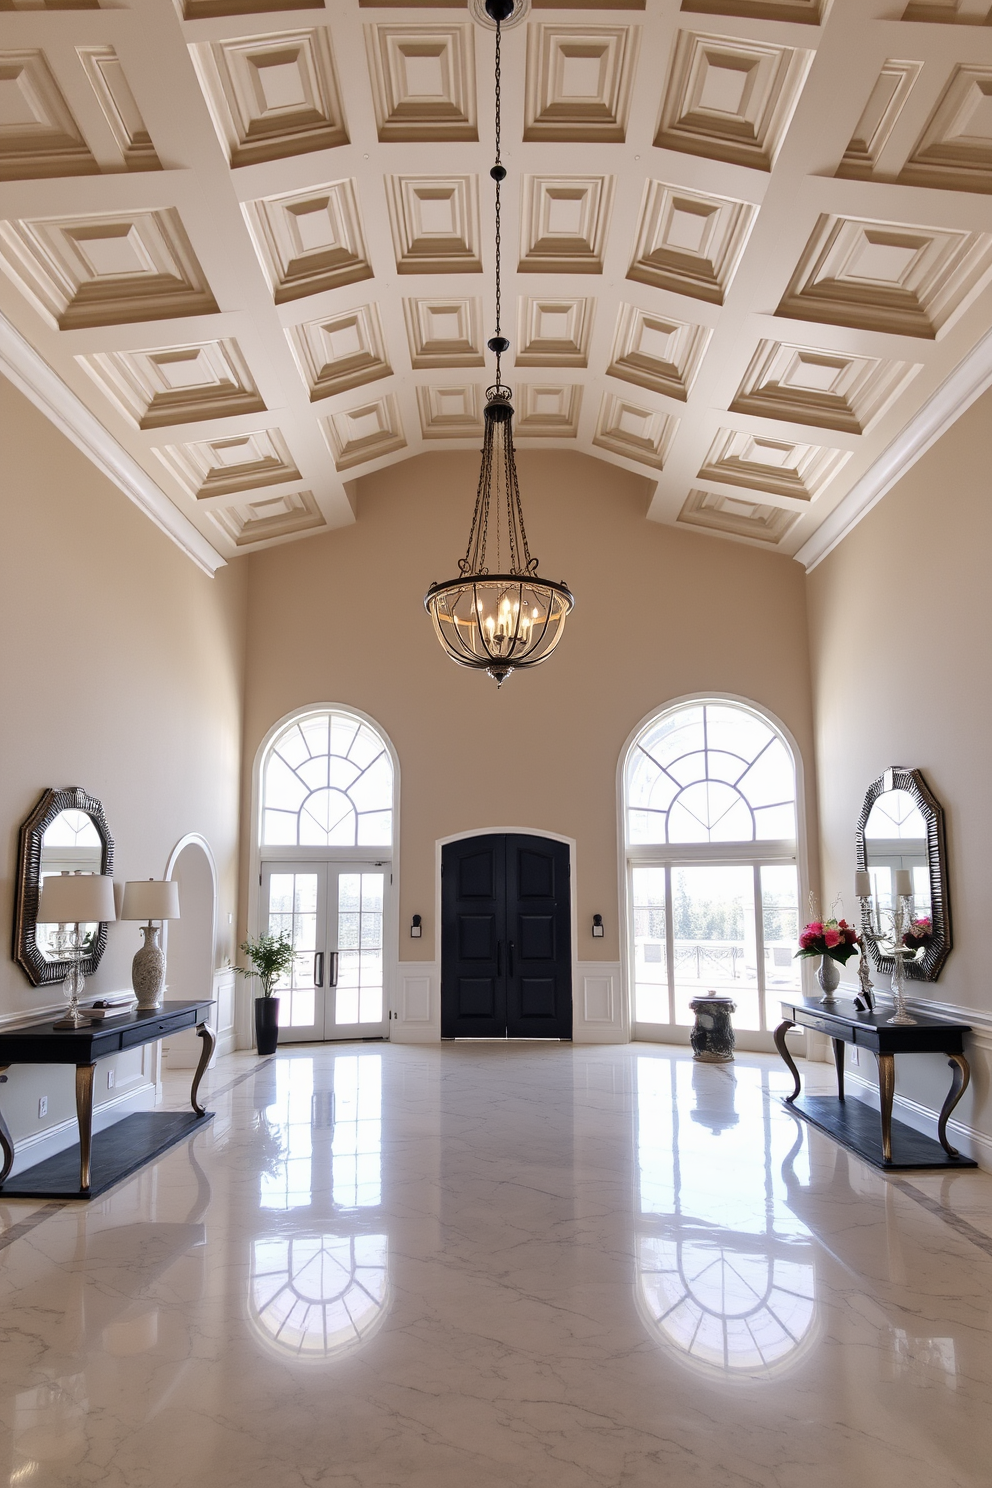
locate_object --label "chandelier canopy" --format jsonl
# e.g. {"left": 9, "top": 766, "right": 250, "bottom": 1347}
{"left": 424, "top": 0, "right": 574, "bottom": 688}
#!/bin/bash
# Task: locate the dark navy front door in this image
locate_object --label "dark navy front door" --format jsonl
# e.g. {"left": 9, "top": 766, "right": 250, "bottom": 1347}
{"left": 441, "top": 834, "right": 572, "bottom": 1039}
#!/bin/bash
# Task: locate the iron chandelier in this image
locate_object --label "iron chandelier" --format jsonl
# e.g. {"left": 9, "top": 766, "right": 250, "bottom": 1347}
{"left": 424, "top": 0, "right": 574, "bottom": 688}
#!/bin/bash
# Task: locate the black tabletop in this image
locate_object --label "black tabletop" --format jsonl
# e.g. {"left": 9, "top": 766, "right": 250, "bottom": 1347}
{"left": 781, "top": 996, "right": 971, "bottom": 1053}
{"left": 0, "top": 1000, "right": 215, "bottom": 1065}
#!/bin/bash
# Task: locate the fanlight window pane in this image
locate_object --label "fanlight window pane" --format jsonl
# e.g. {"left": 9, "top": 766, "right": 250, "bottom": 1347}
{"left": 626, "top": 703, "right": 795, "bottom": 847}
{"left": 262, "top": 712, "right": 393, "bottom": 847}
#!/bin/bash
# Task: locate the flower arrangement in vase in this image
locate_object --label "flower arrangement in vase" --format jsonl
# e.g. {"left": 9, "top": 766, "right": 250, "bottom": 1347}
{"left": 795, "top": 917, "right": 860, "bottom": 1002}
{"left": 903, "top": 916, "right": 933, "bottom": 952}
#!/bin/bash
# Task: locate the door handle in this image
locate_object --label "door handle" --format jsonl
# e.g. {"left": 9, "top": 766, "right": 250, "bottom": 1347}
{"left": 508, "top": 941, "right": 515, "bottom": 977}
{"left": 496, "top": 940, "right": 502, "bottom": 976}
{"left": 328, "top": 951, "right": 339, "bottom": 988}
{"left": 314, "top": 952, "right": 324, "bottom": 988}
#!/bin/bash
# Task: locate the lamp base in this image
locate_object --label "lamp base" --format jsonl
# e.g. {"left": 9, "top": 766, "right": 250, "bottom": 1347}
{"left": 52, "top": 1009, "right": 94, "bottom": 1030}
{"left": 132, "top": 924, "right": 166, "bottom": 1012}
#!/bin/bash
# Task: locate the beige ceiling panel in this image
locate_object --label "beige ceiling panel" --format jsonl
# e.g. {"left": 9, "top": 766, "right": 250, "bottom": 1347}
{"left": 242, "top": 179, "right": 373, "bottom": 303}
{"left": 76, "top": 47, "right": 161, "bottom": 172}
{"left": 365, "top": 24, "right": 477, "bottom": 142}
{"left": 403, "top": 295, "right": 485, "bottom": 367}
{"left": 417, "top": 382, "right": 484, "bottom": 438}
{"left": 730, "top": 338, "right": 922, "bottom": 435}
{"left": 654, "top": 30, "right": 814, "bottom": 172}
{"left": 523, "top": 23, "right": 639, "bottom": 144}
{"left": 593, "top": 392, "right": 678, "bottom": 468}
{"left": 323, "top": 392, "right": 406, "bottom": 470}
{"left": 189, "top": 28, "right": 348, "bottom": 168}
{"left": 0, "top": 207, "right": 218, "bottom": 329}
{"left": 698, "top": 428, "right": 850, "bottom": 500}
{"left": 210, "top": 489, "right": 325, "bottom": 547}
{"left": 154, "top": 428, "right": 299, "bottom": 500}
{"left": 514, "top": 382, "right": 582, "bottom": 436}
{"left": 836, "top": 60, "right": 922, "bottom": 182}
{"left": 78, "top": 339, "right": 265, "bottom": 429}
{"left": 385, "top": 174, "right": 482, "bottom": 273}
{"left": 607, "top": 301, "right": 711, "bottom": 401}
{"left": 1, "top": 1, "right": 100, "bottom": 8}
{"left": 183, "top": 0, "right": 323, "bottom": 18}
{"left": 626, "top": 179, "right": 755, "bottom": 305}
{"left": 677, "top": 488, "right": 800, "bottom": 545}
{"left": 776, "top": 212, "right": 992, "bottom": 338}
{"left": 515, "top": 295, "right": 594, "bottom": 366}
{"left": 901, "top": 2, "right": 992, "bottom": 20}
{"left": 0, "top": 50, "right": 97, "bottom": 181}
{"left": 287, "top": 304, "right": 391, "bottom": 401}
{"left": 518, "top": 175, "right": 614, "bottom": 273}
{"left": 900, "top": 65, "right": 992, "bottom": 194}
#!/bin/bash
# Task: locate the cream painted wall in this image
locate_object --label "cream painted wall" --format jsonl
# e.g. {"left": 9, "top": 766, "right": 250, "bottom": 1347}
{"left": 0, "top": 376, "right": 246, "bottom": 1150}
{"left": 242, "top": 449, "right": 817, "bottom": 978}
{"left": 807, "top": 386, "right": 992, "bottom": 1156}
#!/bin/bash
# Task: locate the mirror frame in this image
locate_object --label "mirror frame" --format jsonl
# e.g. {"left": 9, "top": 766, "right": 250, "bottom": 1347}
{"left": 856, "top": 766, "right": 950, "bottom": 982}
{"left": 14, "top": 786, "right": 115, "bottom": 987}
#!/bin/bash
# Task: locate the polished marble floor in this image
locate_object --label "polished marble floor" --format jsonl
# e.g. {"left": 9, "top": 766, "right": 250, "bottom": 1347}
{"left": 3, "top": 1041, "right": 992, "bottom": 1487}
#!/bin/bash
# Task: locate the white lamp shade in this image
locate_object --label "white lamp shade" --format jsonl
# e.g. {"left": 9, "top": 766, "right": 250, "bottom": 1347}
{"left": 855, "top": 871, "right": 872, "bottom": 899}
{"left": 122, "top": 879, "right": 181, "bottom": 921}
{"left": 894, "top": 869, "right": 913, "bottom": 897}
{"left": 38, "top": 873, "right": 117, "bottom": 924}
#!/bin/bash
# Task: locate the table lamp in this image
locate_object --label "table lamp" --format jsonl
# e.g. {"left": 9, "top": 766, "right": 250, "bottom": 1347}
{"left": 37, "top": 872, "right": 117, "bottom": 1029}
{"left": 122, "top": 879, "right": 181, "bottom": 1010}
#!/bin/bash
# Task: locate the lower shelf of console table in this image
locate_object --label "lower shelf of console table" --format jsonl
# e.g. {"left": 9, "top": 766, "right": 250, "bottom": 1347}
{"left": 0, "top": 1110, "right": 214, "bottom": 1199}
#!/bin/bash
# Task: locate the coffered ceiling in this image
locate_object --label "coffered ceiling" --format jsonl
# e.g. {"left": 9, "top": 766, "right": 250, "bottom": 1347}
{"left": 2, "top": 0, "right": 992, "bottom": 573}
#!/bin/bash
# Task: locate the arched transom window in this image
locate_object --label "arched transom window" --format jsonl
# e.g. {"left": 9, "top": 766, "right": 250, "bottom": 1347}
{"left": 262, "top": 711, "right": 393, "bottom": 848}
{"left": 624, "top": 701, "right": 803, "bottom": 1036}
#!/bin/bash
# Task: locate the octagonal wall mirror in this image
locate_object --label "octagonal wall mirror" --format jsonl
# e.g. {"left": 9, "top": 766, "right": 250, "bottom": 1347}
{"left": 14, "top": 787, "right": 115, "bottom": 986}
{"left": 856, "top": 767, "right": 950, "bottom": 981}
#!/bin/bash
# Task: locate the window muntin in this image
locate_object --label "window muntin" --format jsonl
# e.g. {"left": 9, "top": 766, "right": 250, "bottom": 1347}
{"left": 628, "top": 704, "right": 796, "bottom": 845}
{"left": 262, "top": 712, "right": 393, "bottom": 848}
{"left": 626, "top": 701, "right": 802, "bottom": 1033}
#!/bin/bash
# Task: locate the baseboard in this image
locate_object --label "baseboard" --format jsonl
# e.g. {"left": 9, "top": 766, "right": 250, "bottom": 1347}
{"left": 7, "top": 1080, "right": 158, "bottom": 1179}
{"left": 846, "top": 1069, "right": 992, "bottom": 1173}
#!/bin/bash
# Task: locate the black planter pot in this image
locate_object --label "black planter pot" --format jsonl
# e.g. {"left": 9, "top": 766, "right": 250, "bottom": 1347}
{"left": 255, "top": 996, "right": 280, "bottom": 1055}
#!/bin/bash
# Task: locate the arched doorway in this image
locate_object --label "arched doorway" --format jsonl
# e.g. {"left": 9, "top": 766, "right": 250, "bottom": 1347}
{"left": 163, "top": 834, "right": 218, "bottom": 1070}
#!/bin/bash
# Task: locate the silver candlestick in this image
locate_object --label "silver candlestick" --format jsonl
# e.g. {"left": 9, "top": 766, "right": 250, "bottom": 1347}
{"left": 860, "top": 891, "right": 918, "bottom": 1026}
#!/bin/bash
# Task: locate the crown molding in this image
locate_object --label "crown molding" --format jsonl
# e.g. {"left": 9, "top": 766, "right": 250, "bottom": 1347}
{"left": 0, "top": 312, "right": 226, "bottom": 578}
{"left": 794, "top": 325, "right": 992, "bottom": 573}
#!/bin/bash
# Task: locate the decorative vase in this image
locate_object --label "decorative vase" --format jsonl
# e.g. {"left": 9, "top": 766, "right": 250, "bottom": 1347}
{"left": 132, "top": 924, "right": 166, "bottom": 1011}
{"left": 817, "top": 954, "right": 841, "bottom": 1003}
{"left": 689, "top": 995, "right": 737, "bottom": 1063}
{"left": 255, "top": 996, "right": 280, "bottom": 1056}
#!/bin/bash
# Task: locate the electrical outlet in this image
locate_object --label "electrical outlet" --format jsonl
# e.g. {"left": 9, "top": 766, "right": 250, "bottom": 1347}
{"left": 107, "top": 1068, "right": 115, "bottom": 1089}
{"left": 851, "top": 1046, "right": 860, "bottom": 1066}
{"left": 38, "top": 1096, "right": 47, "bottom": 1119}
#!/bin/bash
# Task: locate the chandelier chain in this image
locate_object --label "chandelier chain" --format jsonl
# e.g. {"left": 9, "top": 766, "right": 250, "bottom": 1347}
{"left": 493, "top": 16, "right": 503, "bottom": 390}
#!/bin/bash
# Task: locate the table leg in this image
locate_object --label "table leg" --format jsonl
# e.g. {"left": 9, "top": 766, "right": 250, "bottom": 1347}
{"left": 875, "top": 1052, "right": 895, "bottom": 1163}
{"left": 833, "top": 1038, "right": 846, "bottom": 1101}
{"left": 76, "top": 1063, "right": 96, "bottom": 1192}
{"left": 774, "top": 1020, "right": 801, "bottom": 1102}
{"left": 191, "top": 1022, "right": 216, "bottom": 1118}
{"left": 0, "top": 1066, "right": 14, "bottom": 1185}
{"left": 937, "top": 1054, "right": 970, "bottom": 1158}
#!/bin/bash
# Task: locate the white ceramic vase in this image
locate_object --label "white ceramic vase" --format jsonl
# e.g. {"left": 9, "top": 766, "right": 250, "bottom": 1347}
{"left": 817, "top": 953, "right": 841, "bottom": 1003}
{"left": 132, "top": 924, "right": 166, "bottom": 1010}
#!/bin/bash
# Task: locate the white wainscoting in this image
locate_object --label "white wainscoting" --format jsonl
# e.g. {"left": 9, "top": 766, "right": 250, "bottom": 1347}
{"left": 163, "top": 967, "right": 235, "bottom": 1069}
{"left": 391, "top": 960, "right": 628, "bottom": 1044}
{"left": 393, "top": 962, "right": 440, "bottom": 1042}
{"left": 573, "top": 962, "right": 627, "bottom": 1043}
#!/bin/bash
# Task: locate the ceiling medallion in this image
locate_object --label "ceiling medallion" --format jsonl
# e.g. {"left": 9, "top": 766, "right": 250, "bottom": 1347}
{"left": 425, "top": 0, "right": 574, "bottom": 688}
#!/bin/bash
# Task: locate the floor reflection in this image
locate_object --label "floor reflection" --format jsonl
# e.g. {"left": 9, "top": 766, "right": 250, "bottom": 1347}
{"left": 635, "top": 1057, "right": 817, "bottom": 1378}
{"left": 249, "top": 1050, "right": 389, "bottom": 1363}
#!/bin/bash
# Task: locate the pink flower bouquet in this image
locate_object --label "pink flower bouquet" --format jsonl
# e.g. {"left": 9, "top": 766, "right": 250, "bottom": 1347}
{"left": 795, "top": 917, "right": 860, "bottom": 965}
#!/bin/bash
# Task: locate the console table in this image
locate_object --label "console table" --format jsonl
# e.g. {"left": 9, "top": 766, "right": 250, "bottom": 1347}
{"left": 775, "top": 997, "right": 977, "bottom": 1170}
{"left": 0, "top": 999, "right": 215, "bottom": 1199}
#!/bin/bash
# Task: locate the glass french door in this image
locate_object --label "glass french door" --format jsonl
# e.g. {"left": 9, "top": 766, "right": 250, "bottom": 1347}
{"left": 261, "top": 862, "right": 388, "bottom": 1042}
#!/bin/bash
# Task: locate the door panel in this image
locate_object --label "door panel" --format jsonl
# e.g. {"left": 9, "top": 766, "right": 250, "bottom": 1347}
{"left": 441, "top": 836, "right": 504, "bottom": 1038}
{"left": 441, "top": 834, "right": 571, "bottom": 1039}
{"left": 262, "top": 865, "right": 326, "bottom": 1043}
{"left": 505, "top": 835, "right": 571, "bottom": 1039}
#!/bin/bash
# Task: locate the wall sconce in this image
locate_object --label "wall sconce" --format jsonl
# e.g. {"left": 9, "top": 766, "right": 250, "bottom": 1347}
{"left": 592, "top": 914, "right": 604, "bottom": 938}
{"left": 410, "top": 914, "right": 422, "bottom": 939}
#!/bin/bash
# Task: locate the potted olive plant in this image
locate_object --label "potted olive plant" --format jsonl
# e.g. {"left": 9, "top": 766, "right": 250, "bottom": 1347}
{"left": 236, "top": 932, "right": 296, "bottom": 1055}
